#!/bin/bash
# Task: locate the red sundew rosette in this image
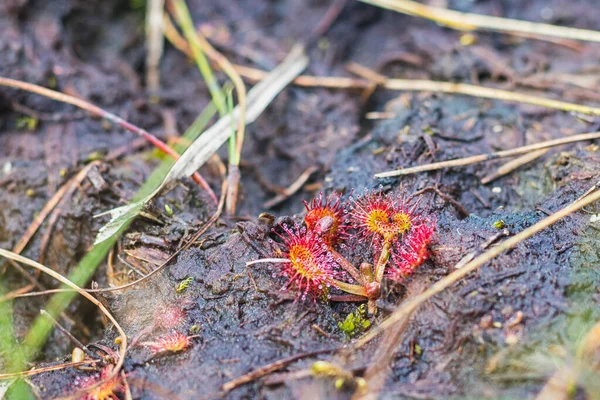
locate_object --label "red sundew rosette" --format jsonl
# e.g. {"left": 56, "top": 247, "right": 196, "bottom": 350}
{"left": 388, "top": 220, "right": 436, "bottom": 282}
{"left": 349, "top": 190, "right": 421, "bottom": 245}
{"left": 76, "top": 365, "right": 124, "bottom": 400}
{"left": 349, "top": 190, "right": 423, "bottom": 281}
{"left": 303, "top": 192, "right": 349, "bottom": 245}
{"left": 142, "top": 331, "right": 192, "bottom": 356}
{"left": 275, "top": 224, "right": 342, "bottom": 301}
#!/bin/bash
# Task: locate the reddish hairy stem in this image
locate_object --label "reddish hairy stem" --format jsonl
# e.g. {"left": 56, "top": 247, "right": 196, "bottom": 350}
{"left": 329, "top": 294, "right": 368, "bottom": 303}
{"left": 368, "top": 299, "right": 377, "bottom": 315}
{"left": 0, "top": 76, "right": 218, "bottom": 204}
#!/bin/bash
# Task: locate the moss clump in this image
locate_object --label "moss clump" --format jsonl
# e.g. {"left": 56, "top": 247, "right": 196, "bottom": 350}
{"left": 338, "top": 304, "right": 370, "bottom": 339}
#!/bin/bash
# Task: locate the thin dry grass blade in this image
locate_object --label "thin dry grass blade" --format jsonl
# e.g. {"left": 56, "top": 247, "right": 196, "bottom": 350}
{"left": 480, "top": 149, "right": 549, "bottom": 184}
{"left": 376, "top": 131, "right": 600, "bottom": 179}
{"left": 362, "top": 0, "right": 600, "bottom": 42}
{"left": 0, "top": 360, "right": 101, "bottom": 379}
{"left": 381, "top": 79, "right": 600, "bottom": 116}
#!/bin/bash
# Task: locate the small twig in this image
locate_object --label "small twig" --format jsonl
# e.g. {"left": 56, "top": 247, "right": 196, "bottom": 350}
{"left": 411, "top": 186, "right": 470, "bottom": 217}
{"left": 376, "top": 130, "right": 600, "bottom": 178}
{"left": 480, "top": 148, "right": 549, "bottom": 184}
{"left": 308, "top": 0, "right": 348, "bottom": 45}
{"left": 312, "top": 324, "right": 332, "bottom": 338}
{"left": 0, "top": 284, "right": 37, "bottom": 302}
{"left": 361, "top": 0, "right": 600, "bottom": 43}
{"left": 263, "top": 369, "right": 313, "bottom": 386}
{"left": 221, "top": 348, "right": 337, "bottom": 393}
{"left": 356, "top": 184, "right": 600, "bottom": 347}
{"left": 0, "top": 76, "right": 217, "bottom": 203}
{"left": 10, "top": 101, "right": 87, "bottom": 122}
{"left": 246, "top": 269, "right": 266, "bottom": 294}
{"left": 0, "top": 359, "right": 101, "bottom": 379}
{"left": 263, "top": 166, "right": 319, "bottom": 208}
{"left": 574, "top": 180, "right": 600, "bottom": 203}
{"left": 346, "top": 62, "right": 386, "bottom": 85}
{"left": 39, "top": 310, "right": 96, "bottom": 359}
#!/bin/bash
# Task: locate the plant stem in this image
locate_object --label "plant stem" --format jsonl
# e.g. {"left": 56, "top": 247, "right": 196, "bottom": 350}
{"left": 329, "top": 279, "right": 367, "bottom": 297}
{"left": 374, "top": 240, "right": 392, "bottom": 283}
{"left": 170, "top": 0, "right": 226, "bottom": 112}
{"left": 368, "top": 299, "right": 377, "bottom": 315}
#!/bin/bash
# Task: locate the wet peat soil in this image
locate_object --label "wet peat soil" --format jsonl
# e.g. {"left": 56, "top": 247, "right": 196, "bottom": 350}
{"left": 1, "top": 0, "right": 600, "bottom": 399}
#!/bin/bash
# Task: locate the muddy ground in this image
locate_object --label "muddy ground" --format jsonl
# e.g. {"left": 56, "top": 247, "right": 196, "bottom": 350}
{"left": 1, "top": 0, "right": 599, "bottom": 399}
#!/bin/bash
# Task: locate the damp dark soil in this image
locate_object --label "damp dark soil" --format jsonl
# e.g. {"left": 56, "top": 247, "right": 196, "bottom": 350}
{"left": 1, "top": 0, "right": 599, "bottom": 399}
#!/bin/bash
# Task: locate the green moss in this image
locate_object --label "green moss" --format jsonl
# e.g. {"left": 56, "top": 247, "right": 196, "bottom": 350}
{"left": 338, "top": 304, "right": 371, "bottom": 339}
{"left": 16, "top": 116, "right": 38, "bottom": 131}
{"left": 176, "top": 277, "right": 193, "bottom": 293}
